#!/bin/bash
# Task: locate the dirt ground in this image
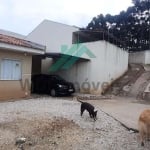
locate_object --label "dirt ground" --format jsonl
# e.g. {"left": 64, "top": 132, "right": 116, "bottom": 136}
{"left": 0, "top": 97, "right": 149, "bottom": 150}
{"left": 0, "top": 117, "right": 84, "bottom": 150}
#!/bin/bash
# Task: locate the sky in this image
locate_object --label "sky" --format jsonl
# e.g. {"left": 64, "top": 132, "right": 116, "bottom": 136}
{"left": 0, "top": 0, "right": 133, "bottom": 35}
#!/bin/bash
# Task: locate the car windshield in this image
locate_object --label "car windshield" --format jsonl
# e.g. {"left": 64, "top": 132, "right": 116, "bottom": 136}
{"left": 53, "top": 76, "right": 65, "bottom": 82}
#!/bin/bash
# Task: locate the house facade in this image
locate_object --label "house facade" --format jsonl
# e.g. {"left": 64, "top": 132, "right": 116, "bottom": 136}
{"left": 26, "top": 20, "right": 129, "bottom": 94}
{"left": 0, "top": 34, "right": 45, "bottom": 100}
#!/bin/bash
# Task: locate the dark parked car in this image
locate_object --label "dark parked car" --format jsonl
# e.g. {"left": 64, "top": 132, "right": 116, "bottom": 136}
{"left": 31, "top": 74, "right": 75, "bottom": 96}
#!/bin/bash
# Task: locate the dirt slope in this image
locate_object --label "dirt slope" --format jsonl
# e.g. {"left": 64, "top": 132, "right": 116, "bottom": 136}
{"left": 106, "top": 64, "right": 150, "bottom": 100}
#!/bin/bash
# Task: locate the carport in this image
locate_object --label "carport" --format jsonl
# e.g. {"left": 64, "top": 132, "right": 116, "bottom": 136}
{"left": 31, "top": 52, "right": 90, "bottom": 93}
{"left": 32, "top": 52, "right": 90, "bottom": 75}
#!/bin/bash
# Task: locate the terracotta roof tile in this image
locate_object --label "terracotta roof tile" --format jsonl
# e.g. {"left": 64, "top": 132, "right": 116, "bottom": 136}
{"left": 0, "top": 34, "right": 45, "bottom": 50}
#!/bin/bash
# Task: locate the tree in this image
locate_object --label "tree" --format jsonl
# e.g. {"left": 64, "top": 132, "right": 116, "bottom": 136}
{"left": 85, "top": 0, "right": 150, "bottom": 51}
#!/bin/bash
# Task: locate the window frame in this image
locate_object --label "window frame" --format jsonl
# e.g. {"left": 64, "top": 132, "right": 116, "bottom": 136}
{"left": 0, "top": 58, "right": 22, "bottom": 81}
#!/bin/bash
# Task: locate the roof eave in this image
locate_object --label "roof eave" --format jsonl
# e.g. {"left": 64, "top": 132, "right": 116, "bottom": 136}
{"left": 0, "top": 42, "right": 45, "bottom": 55}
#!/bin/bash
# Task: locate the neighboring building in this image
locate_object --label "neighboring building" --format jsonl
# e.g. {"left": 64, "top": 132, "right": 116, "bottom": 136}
{"left": 0, "top": 29, "right": 25, "bottom": 39}
{"left": 26, "top": 20, "right": 79, "bottom": 53}
{"left": 26, "top": 19, "right": 79, "bottom": 74}
{"left": 26, "top": 20, "right": 129, "bottom": 94}
{"left": 129, "top": 50, "right": 150, "bottom": 64}
{"left": 0, "top": 34, "right": 45, "bottom": 100}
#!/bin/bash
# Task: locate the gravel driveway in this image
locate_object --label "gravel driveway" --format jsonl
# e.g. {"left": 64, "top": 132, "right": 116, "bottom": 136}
{"left": 0, "top": 97, "right": 149, "bottom": 150}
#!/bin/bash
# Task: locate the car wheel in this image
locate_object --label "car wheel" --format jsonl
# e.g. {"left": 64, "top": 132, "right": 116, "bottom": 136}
{"left": 50, "top": 89, "right": 57, "bottom": 97}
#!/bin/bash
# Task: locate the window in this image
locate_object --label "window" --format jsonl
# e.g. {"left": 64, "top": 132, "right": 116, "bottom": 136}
{"left": 0, "top": 59, "right": 21, "bottom": 80}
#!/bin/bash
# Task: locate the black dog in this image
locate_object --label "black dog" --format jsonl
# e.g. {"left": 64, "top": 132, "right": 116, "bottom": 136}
{"left": 77, "top": 99, "right": 97, "bottom": 121}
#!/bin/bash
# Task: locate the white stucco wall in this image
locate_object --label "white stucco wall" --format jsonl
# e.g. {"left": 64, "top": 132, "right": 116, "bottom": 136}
{"left": 129, "top": 50, "right": 150, "bottom": 65}
{"left": 41, "top": 58, "right": 53, "bottom": 74}
{"left": 54, "top": 41, "right": 128, "bottom": 94}
{"left": 145, "top": 50, "right": 150, "bottom": 64}
{"left": 26, "top": 20, "right": 78, "bottom": 53}
{"left": 129, "top": 51, "right": 145, "bottom": 64}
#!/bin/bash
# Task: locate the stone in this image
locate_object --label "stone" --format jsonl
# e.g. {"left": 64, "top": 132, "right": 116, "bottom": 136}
{"left": 15, "top": 137, "right": 26, "bottom": 145}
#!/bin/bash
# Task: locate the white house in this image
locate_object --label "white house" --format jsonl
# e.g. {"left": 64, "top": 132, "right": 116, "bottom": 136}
{"left": 26, "top": 19, "right": 79, "bottom": 74}
{"left": 56, "top": 40, "right": 128, "bottom": 94}
{"left": 26, "top": 20, "right": 129, "bottom": 94}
